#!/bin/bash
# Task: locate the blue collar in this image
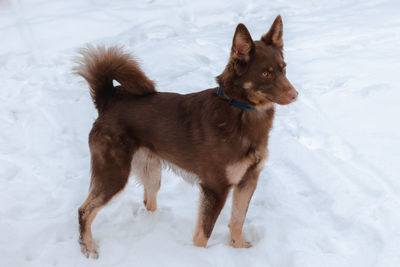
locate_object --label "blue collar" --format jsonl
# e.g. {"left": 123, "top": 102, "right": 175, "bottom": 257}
{"left": 217, "top": 87, "right": 255, "bottom": 111}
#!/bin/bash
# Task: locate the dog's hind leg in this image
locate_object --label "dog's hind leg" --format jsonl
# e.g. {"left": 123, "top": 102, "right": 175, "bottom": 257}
{"left": 78, "top": 191, "right": 103, "bottom": 258}
{"left": 131, "top": 147, "right": 161, "bottom": 211}
{"left": 78, "top": 132, "right": 135, "bottom": 258}
{"left": 193, "top": 184, "right": 229, "bottom": 247}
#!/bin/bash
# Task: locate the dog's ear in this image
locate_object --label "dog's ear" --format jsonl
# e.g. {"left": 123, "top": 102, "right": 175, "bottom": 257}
{"left": 231, "top": 23, "right": 254, "bottom": 75}
{"left": 261, "top": 15, "right": 284, "bottom": 50}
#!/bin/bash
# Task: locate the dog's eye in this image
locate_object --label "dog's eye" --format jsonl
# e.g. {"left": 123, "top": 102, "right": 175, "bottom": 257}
{"left": 262, "top": 71, "right": 272, "bottom": 79}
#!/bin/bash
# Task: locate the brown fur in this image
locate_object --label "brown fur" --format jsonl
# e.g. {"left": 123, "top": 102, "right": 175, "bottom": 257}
{"left": 75, "top": 15, "right": 297, "bottom": 258}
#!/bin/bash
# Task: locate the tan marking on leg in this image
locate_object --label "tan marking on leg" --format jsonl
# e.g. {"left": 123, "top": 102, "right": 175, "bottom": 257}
{"left": 229, "top": 187, "right": 253, "bottom": 248}
{"left": 193, "top": 217, "right": 208, "bottom": 247}
{"left": 80, "top": 206, "right": 101, "bottom": 258}
{"left": 226, "top": 158, "right": 252, "bottom": 185}
{"left": 132, "top": 148, "right": 161, "bottom": 211}
{"left": 78, "top": 192, "right": 103, "bottom": 258}
{"left": 79, "top": 185, "right": 130, "bottom": 258}
{"left": 145, "top": 190, "right": 158, "bottom": 211}
{"left": 229, "top": 176, "right": 259, "bottom": 248}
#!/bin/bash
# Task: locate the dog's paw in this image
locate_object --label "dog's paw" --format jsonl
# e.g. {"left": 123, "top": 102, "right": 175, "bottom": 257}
{"left": 79, "top": 239, "right": 99, "bottom": 259}
{"left": 193, "top": 232, "right": 208, "bottom": 247}
{"left": 230, "top": 238, "right": 252, "bottom": 248}
{"left": 81, "top": 245, "right": 99, "bottom": 259}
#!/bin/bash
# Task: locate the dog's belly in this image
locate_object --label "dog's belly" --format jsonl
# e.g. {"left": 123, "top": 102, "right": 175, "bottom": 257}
{"left": 131, "top": 147, "right": 199, "bottom": 185}
{"left": 161, "top": 160, "right": 199, "bottom": 184}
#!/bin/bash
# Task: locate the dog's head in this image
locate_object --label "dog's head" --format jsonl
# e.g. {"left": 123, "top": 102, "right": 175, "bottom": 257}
{"left": 217, "top": 15, "right": 298, "bottom": 108}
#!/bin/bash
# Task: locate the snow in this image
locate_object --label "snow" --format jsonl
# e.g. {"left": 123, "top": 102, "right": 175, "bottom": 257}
{"left": 1, "top": 0, "right": 400, "bottom": 266}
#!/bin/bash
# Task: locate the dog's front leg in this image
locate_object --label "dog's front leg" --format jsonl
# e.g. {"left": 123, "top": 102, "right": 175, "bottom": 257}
{"left": 229, "top": 169, "right": 259, "bottom": 248}
{"left": 193, "top": 184, "right": 229, "bottom": 247}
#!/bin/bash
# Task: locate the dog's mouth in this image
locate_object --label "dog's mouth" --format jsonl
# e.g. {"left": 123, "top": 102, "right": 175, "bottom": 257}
{"left": 263, "top": 95, "right": 274, "bottom": 103}
{"left": 256, "top": 92, "right": 278, "bottom": 105}
{"left": 248, "top": 90, "right": 272, "bottom": 105}
{"left": 263, "top": 89, "right": 298, "bottom": 105}
{"left": 248, "top": 88, "right": 298, "bottom": 106}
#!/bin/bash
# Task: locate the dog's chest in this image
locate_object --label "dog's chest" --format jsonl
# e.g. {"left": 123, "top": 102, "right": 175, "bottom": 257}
{"left": 224, "top": 112, "right": 272, "bottom": 185}
{"left": 225, "top": 141, "right": 269, "bottom": 185}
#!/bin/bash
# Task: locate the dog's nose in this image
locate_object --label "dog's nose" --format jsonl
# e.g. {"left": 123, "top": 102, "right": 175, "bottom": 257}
{"left": 288, "top": 90, "right": 298, "bottom": 102}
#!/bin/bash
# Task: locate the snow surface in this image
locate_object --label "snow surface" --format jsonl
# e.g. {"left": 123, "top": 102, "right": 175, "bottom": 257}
{"left": 1, "top": 0, "right": 400, "bottom": 266}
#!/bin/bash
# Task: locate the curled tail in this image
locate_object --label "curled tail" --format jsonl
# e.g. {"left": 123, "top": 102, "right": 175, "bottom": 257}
{"left": 74, "top": 45, "right": 156, "bottom": 111}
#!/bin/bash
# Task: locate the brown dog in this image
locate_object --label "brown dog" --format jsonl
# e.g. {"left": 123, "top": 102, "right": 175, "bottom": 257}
{"left": 75, "top": 15, "right": 297, "bottom": 258}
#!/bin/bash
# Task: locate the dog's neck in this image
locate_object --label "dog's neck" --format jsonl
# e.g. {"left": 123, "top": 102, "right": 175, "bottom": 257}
{"left": 217, "top": 87, "right": 255, "bottom": 111}
{"left": 217, "top": 86, "right": 275, "bottom": 113}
